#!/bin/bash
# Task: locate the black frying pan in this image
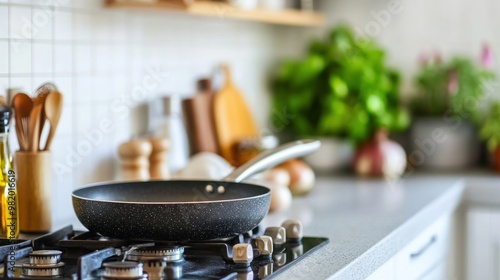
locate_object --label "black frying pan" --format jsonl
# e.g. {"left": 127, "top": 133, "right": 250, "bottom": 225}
{"left": 72, "top": 140, "right": 320, "bottom": 241}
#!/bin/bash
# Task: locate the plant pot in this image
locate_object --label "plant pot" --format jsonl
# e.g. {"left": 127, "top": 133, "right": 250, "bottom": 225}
{"left": 409, "top": 117, "right": 480, "bottom": 170}
{"left": 302, "top": 137, "right": 353, "bottom": 173}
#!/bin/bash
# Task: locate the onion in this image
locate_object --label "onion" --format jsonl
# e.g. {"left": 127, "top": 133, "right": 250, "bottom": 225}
{"left": 278, "top": 159, "right": 315, "bottom": 196}
{"left": 269, "top": 183, "right": 293, "bottom": 212}
{"left": 264, "top": 168, "right": 291, "bottom": 187}
{"left": 249, "top": 179, "right": 292, "bottom": 212}
{"left": 354, "top": 131, "right": 407, "bottom": 178}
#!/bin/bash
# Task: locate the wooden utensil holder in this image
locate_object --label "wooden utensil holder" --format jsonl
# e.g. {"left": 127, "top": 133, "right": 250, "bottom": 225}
{"left": 15, "top": 151, "right": 51, "bottom": 232}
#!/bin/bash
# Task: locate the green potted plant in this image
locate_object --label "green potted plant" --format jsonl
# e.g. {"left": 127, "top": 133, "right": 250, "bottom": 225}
{"left": 480, "top": 102, "right": 500, "bottom": 173}
{"left": 271, "top": 25, "right": 409, "bottom": 174}
{"left": 409, "top": 46, "right": 495, "bottom": 170}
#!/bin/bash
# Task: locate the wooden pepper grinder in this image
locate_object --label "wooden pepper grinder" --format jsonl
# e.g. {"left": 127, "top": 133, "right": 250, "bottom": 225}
{"left": 149, "top": 137, "right": 171, "bottom": 179}
{"left": 118, "top": 139, "right": 153, "bottom": 181}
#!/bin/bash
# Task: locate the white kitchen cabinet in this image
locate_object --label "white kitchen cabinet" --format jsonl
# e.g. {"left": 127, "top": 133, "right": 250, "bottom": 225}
{"left": 467, "top": 207, "right": 500, "bottom": 280}
{"left": 367, "top": 214, "right": 452, "bottom": 280}
{"left": 395, "top": 214, "right": 451, "bottom": 280}
{"left": 366, "top": 257, "right": 396, "bottom": 280}
{"left": 419, "top": 262, "right": 446, "bottom": 280}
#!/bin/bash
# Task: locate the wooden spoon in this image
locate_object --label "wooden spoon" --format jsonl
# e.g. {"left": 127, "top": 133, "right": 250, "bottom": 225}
{"left": 43, "top": 91, "right": 63, "bottom": 151}
{"left": 11, "top": 93, "right": 33, "bottom": 151}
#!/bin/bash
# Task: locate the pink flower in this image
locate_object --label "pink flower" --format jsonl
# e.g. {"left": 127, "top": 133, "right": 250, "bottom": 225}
{"left": 481, "top": 43, "right": 494, "bottom": 69}
{"left": 448, "top": 71, "right": 459, "bottom": 95}
{"left": 418, "top": 52, "right": 430, "bottom": 67}
{"left": 433, "top": 51, "right": 443, "bottom": 64}
{"left": 418, "top": 50, "right": 442, "bottom": 67}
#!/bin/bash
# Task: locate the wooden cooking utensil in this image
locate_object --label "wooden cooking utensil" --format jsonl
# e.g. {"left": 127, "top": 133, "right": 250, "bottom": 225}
{"left": 213, "top": 65, "right": 259, "bottom": 165}
{"left": 11, "top": 93, "right": 33, "bottom": 151}
{"left": 28, "top": 103, "right": 42, "bottom": 152}
{"left": 182, "top": 78, "right": 219, "bottom": 155}
{"left": 36, "top": 93, "right": 49, "bottom": 140}
{"left": 43, "top": 91, "right": 63, "bottom": 151}
{"left": 33, "top": 82, "right": 57, "bottom": 141}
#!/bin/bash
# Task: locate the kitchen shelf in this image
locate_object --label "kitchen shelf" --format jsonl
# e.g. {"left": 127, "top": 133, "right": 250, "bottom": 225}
{"left": 106, "top": 1, "right": 325, "bottom": 27}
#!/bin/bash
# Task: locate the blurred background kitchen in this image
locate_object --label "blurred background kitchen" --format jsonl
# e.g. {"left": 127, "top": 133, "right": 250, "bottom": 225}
{"left": 1, "top": 0, "right": 500, "bottom": 263}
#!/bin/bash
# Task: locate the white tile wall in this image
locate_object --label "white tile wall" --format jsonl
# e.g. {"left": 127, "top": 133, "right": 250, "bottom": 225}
{"left": 0, "top": 42, "right": 7, "bottom": 73}
{"left": 0, "top": 6, "right": 8, "bottom": 38}
{"left": 0, "top": 0, "right": 299, "bottom": 229}
{"left": 10, "top": 42, "right": 31, "bottom": 73}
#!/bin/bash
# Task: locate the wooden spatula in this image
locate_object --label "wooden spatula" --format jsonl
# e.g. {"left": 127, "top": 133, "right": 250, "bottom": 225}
{"left": 43, "top": 91, "right": 63, "bottom": 151}
{"left": 28, "top": 103, "right": 42, "bottom": 152}
{"left": 213, "top": 65, "right": 259, "bottom": 165}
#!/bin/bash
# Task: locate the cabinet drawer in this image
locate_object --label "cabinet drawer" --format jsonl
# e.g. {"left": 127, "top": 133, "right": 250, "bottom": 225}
{"left": 420, "top": 261, "right": 446, "bottom": 280}
{"left": 395, "top": 215, "right": 451, "bottom": 280}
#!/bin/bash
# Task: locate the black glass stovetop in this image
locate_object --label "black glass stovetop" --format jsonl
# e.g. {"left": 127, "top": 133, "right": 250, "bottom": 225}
{"left": 1, "top": 225, "right": 328, "bottom": 280}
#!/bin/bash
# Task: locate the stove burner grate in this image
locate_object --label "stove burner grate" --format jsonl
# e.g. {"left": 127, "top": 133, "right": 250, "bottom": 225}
{"left": 127, "top": 246, "right": 184, "bottom": 262}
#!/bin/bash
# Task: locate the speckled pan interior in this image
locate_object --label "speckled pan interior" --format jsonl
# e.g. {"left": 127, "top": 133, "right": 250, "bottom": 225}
{"left": 72, "top": 180, "right": 271, "bottom": 241}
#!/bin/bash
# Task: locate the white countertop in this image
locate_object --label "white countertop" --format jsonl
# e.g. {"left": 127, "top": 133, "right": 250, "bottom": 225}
{"left": 263, "top": 173, "right": 500, "bottom": 280}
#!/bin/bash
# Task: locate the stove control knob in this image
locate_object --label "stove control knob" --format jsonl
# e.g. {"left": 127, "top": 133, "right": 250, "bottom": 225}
{"left": 258, "top": 263, "right": 274, "bottom": 279}
{"left": 255, "top": 236, "right": 273, "bottom": 256}
{"left": 291, "top": 244, "right": 304, "bottom": 260}
{"left": 273, "top": 252, "right": 287, "bottom": 267}
{"left": 264, "top": 227, "right": 286, "bottom": 245}
{"left": 236, "top": 270, "right": 254, "bottom": 280}
{"left": 232, "top": 244, "right": 253, "bottom": 264}
{"left": 282, "top": 219, "right": 303, "bottom": 241}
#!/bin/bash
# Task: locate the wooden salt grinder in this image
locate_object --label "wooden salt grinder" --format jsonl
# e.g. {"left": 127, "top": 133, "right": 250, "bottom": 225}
{"left": 118, "top": 139, "right": 152, "bottom": 181}
{"left": 149, "top": 137, "right": 171, "bottom": 179}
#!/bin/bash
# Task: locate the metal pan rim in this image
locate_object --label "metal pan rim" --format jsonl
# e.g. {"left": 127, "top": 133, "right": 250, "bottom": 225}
{"left": 72, "top": 180, "right": 271, "bottom": 205}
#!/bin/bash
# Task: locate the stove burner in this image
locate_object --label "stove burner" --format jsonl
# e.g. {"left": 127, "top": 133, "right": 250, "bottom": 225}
{"left": 103, "top": 261, "right": 146, "bottom": 279}
{"left": 125, "top": 246, "right": 184, "bottom": 279}
{"left": 21, "top": 250, "right": 66, "bottom": 277}
{"left": 22, "top": 262, "right": 65, "bottom": 277}
{"left": 29, "top": 250, "right": 62, "bottom": 265}
{"left": 127, "top": 246, "right": 184, "bottom": 262}
{"left": 165, "top": 264, "right": 182, "bottom": 279}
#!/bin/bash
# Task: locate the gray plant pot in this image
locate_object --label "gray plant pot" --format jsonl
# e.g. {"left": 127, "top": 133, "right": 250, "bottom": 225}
{"left": 302, "top": 137, "right": 353, "bottom": 173}
{"left": 409, "top": 117, "right": 480, "bottom": 170}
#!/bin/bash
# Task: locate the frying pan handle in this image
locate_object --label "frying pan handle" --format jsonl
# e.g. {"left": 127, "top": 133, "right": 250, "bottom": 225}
{"left": 223, "top": 139, "right": 321, "bottom": 182}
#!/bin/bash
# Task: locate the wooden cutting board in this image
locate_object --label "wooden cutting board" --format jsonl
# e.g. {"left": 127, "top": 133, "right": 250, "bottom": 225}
{"left": 182, "top": 79, "right": 219, "bottom": 155}
{"left": 214, "top": 65, "right": 258, "bottom": 165}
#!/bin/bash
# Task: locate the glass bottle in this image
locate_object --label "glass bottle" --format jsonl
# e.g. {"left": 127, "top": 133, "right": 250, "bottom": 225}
{"left": 0, "top": 106, "right": 18, "bottom": 238}
{"left": 151, "top": 95, "right": 189, "bottom": 173}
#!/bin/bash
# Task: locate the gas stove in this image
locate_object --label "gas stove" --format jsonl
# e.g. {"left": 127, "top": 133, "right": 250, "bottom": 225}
{"left": 1, "top": 220, "right": 328, "bottom": 279}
